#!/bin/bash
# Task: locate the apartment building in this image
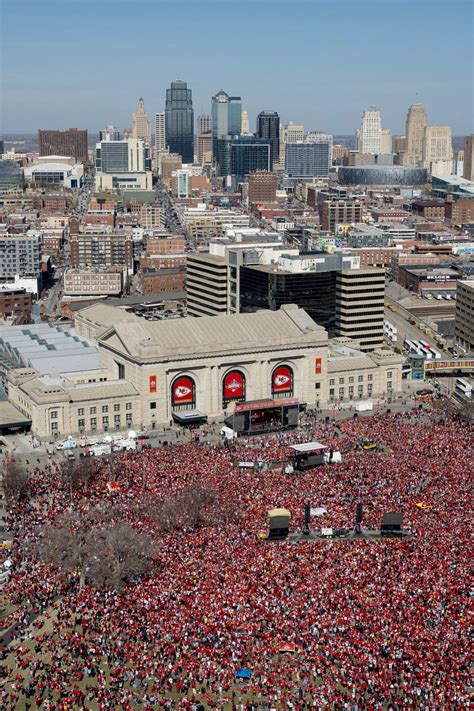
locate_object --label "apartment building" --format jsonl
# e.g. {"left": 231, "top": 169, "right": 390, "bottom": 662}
{"left": 334, "top": 268, "right": 385, "bottom": 351}
{"left": 69, "top": 233, "right": 133, "bottom": 271}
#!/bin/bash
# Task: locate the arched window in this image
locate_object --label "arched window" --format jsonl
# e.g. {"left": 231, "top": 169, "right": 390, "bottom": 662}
{"left": 222, "top": 370, "right": 246, "bottom": 405}
{"left": 171, "top": 375, "right": 196, "bottom": 411}
{"left": 271, "top": 364, "right": 294, "bottom": 399}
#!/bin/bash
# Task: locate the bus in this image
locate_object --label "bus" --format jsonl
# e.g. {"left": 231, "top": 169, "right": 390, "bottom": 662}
{"left": 455, "top": 378, "right": 472, "bottom": 398}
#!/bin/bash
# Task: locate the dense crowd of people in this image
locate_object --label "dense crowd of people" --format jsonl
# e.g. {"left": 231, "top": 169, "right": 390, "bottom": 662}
{"left": 0, "top": 405, "right": 471, "bottom": 709}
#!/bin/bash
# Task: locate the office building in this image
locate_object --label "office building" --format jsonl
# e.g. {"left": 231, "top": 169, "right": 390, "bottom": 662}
{"left": 403, "top": 103, "right": 427, "bottom": 167}
{"left": 462, "top": 135, "right": 474, "bottom": 181}
{"left": 0, "top": 233, "right": 41, "bottom": 281}
{"left": 198, "top": 115, "right": 211, "bottom": 134}
{"left": 230, "top": 136, "right": 271, "bottom": 181}
{"left": 95, "top": 138, "right": 152, "bottom": 191}
{"left": 248, "top": 171, "right": 278, "bottom": 204}
{"left": 422, "top": 126, "right": 453, "bottom": 175}
{"left": 212, "top": 90, "right": 242, "bottom": 174}
{"left": 132, "top": 98, "right": 151, "bottom": 143}
{"left": 0, "top": 140, "right": 4, "bottom": 155}
{"left": 285, "top": 140, "right": 332, "bottom": 179}
{"left": 284, "top": 123, "right": 305, "bottom": 143}
{"left": 99, "top": 125, "right": 121, "bottom": 141}
{"left": 454, "top": 280, "right": 474, "bottom": 351}
{"left": 186, "top": 253, "right": 229, "bottom": 316}
{"left": 165, "top": 80, "right": 194, "bottom": 163}
{"left": 335, "top": 268, "right": 385, "bottom": 350}
{"left": 161, "top": 153, "right": 182, "bottom": 185}
{"left": 392, "top": 135, "right": 406, "bottom": 155}
{"left": 241, "top": 110, "right": 250, "bottom": 135}
{"left": 154, "top": 112, "right": 166, "bottom": 151}
{"left": 317, "top": 191, "right": 363, "bottom": 231}
{"left": 197, "top": 131, "right": 212, "bottom": 164}
{"left": 69, "top": 233, "right": 134, "bottom": 271}
{"left": 38, "top": 128, "right": 88, "bottom": 164}
{"left": 332, "top": 144, "right": 348, "bottom": 162}
{"left": 338, "top": 165, "right": 427, "bottom": 186}
{"left": 0, "top": 161, "right": 24, "bottom": 195}
{"left": 257, "top": 111, "right": 280, "bottom": 167}
{"left": 64, "top": 268, "right": 124, "bottom": 296}
{"left": 358, "top": 107, "right": 382, "bottom": 154}
{"left": 380, "top": 128, "right": 392, "bottom": 155}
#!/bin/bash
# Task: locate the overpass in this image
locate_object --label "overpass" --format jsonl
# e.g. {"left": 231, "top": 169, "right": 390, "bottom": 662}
{"left": 424, "top": 359, "right": 474, "bottom": 376}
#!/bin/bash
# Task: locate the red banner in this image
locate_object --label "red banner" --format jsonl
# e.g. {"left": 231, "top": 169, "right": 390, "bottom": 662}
{"left": 223, "top": 370, "right": 245, "bottom": 400}
{"left": 315, "top": 357, "right": 322, "bottom": 375}
{"left": 172, "top": 376, "right": 195, "bottom": 405}
{"left": 149, "top": 375, "right": 157, "bottom": 393}
{"left": 272, "top": 365, "right": 293, "bottom": 393}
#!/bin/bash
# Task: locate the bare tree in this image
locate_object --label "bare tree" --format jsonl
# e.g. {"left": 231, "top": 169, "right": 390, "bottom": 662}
{"left": 156, "top": 486, "right": 216, "bottom": 532}
{"left": 3, "top": 461, "right": 30, "bottom": 507}
{"left": 36, "top": 508, "right": 155, "bottom": 590}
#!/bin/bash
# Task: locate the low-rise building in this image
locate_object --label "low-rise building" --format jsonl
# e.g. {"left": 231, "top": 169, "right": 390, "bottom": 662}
{"left": 63, "top": 268, "right": 124, "bottom": 296}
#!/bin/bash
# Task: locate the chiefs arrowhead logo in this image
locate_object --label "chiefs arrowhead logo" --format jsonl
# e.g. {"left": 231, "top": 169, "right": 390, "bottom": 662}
{"left": 274, "top": 374, "right": 290, "bottom": 387}
{"left": 175, "top": 385, "right": 192, "bottom": 398}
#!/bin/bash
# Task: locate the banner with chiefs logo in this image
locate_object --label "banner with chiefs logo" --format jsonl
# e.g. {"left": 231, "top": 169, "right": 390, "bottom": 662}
{"left": 172, "top": 375, "right": 195, "bottom": 406}
{"left": 223, "top": 370, "right": 245, "bottom": 402}
{"left": 272, "top": 365, "right": 293, "bottom": 394}
{"left": 149, "top": 375, "right": 157, "bottom": 393}
{"left": 315, "top": 357, "right": 322, "bottom": 375}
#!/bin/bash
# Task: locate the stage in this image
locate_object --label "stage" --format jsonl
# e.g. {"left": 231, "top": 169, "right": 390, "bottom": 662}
{"left": 225, "top": 398, "right": 300, "bottom": 435}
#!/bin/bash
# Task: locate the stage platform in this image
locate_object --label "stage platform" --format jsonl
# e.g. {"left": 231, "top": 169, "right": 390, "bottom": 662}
{"left": 287, "top": 528, "right": 413, "bottom": 542}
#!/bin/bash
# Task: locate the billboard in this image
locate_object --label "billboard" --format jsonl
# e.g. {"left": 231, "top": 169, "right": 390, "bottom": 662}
{"left": 272, "top": 365, "right": 293, "bottom": 394}
{"left": 149, "top": 375, "right": 157, "bottom": 394}
{"left": 223, "top": 370, "right": 245, "bottom": 402}
{"left": 172, "top": 375, "right": 195, "bottom": 406}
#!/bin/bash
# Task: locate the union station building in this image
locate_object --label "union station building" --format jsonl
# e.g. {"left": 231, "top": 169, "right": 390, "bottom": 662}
{"left": 4, "top": 303, "right": 404, "bottom": 438}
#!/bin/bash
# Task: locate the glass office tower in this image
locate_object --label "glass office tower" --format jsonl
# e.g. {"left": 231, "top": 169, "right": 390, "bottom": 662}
{"left": 212, "top": 90, "right": 242, "bottom": 174}
{"left": 256, "top": 111, "right": 280, "bottom": 167}
{"left": 165, "top": 80, "right": 194, "bottom": 163}
{"left": 230, "top": 136, "right": 271, "bottom": 181}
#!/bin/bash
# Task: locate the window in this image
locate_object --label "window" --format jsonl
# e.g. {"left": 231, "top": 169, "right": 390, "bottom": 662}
{"left": 358, "top": 385, "right": 364, "bottom": 394}
{"left": 150, "top": 401, "right": 157, "bottom": 410}
{"left": 339, "top": 387, "right": 345, "bottom": 397}
{"left": 114, "top": 404, "right": 120, "bottom": 412}
{"left": 329, "top": 379, "right": 335, "bottom": 386}
{"left": 51, "top": 422, "right": 58, "bottom": 431}
{"left": 90, "top": 406, "right": 96, "bottom": 415}
{"left": 329, "top": 388, "right": 335, "bottom": 398}
{"left": 367, "top": 384, "right": 373, "bottom": 394}
{"left": 358, "top": 375, "right": 364, "bottom": 383}
{"left": 91, "top": 417, "right": 97, "bottom": 426}
{"left": 126, "top": 413, "right": 132, "bottom": 423}
{"left": 78, "top": 408, "right": 85, "bottom": 416}
{"left": 367, "top": 374, "right": 373, "bottom": 382}
{"left": 102, "top": 416, "right": 109, "bottom": 425}
{"left": 117, "top": 362, "right": 125, "bottom": 379}
{"left": 349, "top": 386, "right": 354, "bottom": 397}
{"left": 315, "top": 382, "right": 321, "bottom": 390}
{"left": 339, "top": 377, "right": 345, "bottom": 384}
{"left": 387, "top": 371, "right": 393, "bottom": 379}
{"left": 126, "top": 402, "right": 132, "bottom": 411}
{"left": 114, "top": 414, "right": 120, "bottom": 423}
{"left": 102, "top": 405, "right": 108, "bottom": 413}
{"left": 349, "top": 376, "right": 354, "bottom": 384}
{"left": 50, "top": 410, "right": 58, "bottom": 419}
{"left": 78, "top": 419, "right": 85, "bottom": 429}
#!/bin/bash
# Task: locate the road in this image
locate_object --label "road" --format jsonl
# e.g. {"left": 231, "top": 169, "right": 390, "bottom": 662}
{"left": 384, "top": 295, "right": 451, "bottom": 357}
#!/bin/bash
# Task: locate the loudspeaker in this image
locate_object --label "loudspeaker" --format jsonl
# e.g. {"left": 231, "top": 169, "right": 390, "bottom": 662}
{"left": 356, "top": 501, "right": 363, "bottom": 524}
{"left": 325, "top": 416, "right": 330, "bottom": 423}
{"left": 353, "top": 412, "right": 358, "bottom": 419}
{"left": 381, "top": 511, "right": 403, "bottom": 534}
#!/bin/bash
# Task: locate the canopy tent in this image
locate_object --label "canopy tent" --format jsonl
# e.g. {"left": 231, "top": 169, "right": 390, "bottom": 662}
{"left": 235, "top": 668, "right": 252, "bottom": 680}
{"left": 172, "top": 409, "right": 207, "bottom": 424}
{"left": 290, "top": 441, "right": 327, "bottom": 453}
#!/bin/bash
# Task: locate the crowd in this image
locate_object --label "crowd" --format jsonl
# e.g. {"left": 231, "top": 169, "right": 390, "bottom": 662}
{"left": 0, "top": 405, "right": 471, "bottom": 709}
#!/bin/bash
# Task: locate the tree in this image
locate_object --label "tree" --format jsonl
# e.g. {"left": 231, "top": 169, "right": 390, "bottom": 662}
{"left": 156, "top": 486, "right": 216, "bottom": 532}
{"left": 3, "top": 461, "right": 30, "bottom": 507}
{"left": 36, "top": 507, "right": 156, "bottom": 590}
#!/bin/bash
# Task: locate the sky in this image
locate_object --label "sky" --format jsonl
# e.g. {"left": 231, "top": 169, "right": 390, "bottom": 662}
{"left": 1, "top": 0, "right": 473, "bottom": 136}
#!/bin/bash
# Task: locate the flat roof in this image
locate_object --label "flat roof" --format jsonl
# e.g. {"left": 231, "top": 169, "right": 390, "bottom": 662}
{"left": 0, "top": 401, "right": 31, "bottom": 427}
{"left": 290, "top": 442, "right": 327, "bottom": 452}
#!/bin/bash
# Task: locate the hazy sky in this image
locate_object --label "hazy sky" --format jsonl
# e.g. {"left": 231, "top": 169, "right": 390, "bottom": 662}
{"left": 1, "top": 0, "right": 473, "bottom": 135}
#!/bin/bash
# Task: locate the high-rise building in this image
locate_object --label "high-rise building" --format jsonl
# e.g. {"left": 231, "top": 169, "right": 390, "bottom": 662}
{"left": 197, "top": 132, "right": 212, "bottom": 164}
{"left": 212, "top": 90, "right": 242, "bottom": 172}
{"left": 0, "top": 233, "right": 41, "bottom": 279}
{"left": 392, "top": 135, "right": 406, "bottom": 155}
{"left": 70, "top": 233, "right": 133, "bottom": 270}
{"left": 95, "top": 138, "right": 152, "bottom": 191}
{"left": 241, "top": 110, "right": 250, "bottom": 135}
{"left": 463, "top": 135, "right": 474, "bottom": 180}
{"left": 230, "top": 136, "right": 271, "bottom": 181}
{"left": 256, "top": 111, "right": 280, "bottom": 167}
{"left": 165, "top": 80, "right": 194, "bottom": 163}
{"left": 285, "top": 140, "right": 332, "bottom": 179}
{"left": 99, "top": 125, "right": 121, "bottom": 141}
{"left": 132, "top": 98, "right": 151, "bottom": 142}
{"left": 154, "top": 112, "right": 166, "bottom": 151}
{"left": 454, "top": 280, "right": 474, "bottom": 352}
{"left": 381, "top": 128, "right": 392, "bottom": 155}
{"left": 404, "top": 103, "right": 427, "bottom": 167}
{"left": 359, "top": 107, "right": 382, "bottom": 154}
{"left": 284, "top": 123, "right": 305, "bottom": 143}
{"left": 335, "top": 268, "right": 385, "bottom": 351}
{"left": 422, "top": 126, "right": 453, "bottom": 176}
{"left": 198, "top": 115, "right": 211, "bottom": 134}
{"left": 248, "top": 171, "right": 278, "bottom": 203}
{"left": 38, "top": 128, "right": 88, "bottom": 163}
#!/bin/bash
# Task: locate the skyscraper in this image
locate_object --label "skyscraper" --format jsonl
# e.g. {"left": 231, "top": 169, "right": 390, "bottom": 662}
{"left": 132, "top": 98, "right": 151, "bottom": 143}
{"left": 241, "top": 110, "right": 250, "bottom": 135}
{"left": 198, "top": 115, "right": 211, "bottom": 134}
{"left": 381, "top": 128, "right": 392, "bottom": 155}
{"left": 404, "top": 103, "right": 427, "bottom": 167}
{"left": 256, "top": 111, "right": 280, "bottom": 168}
{"left": 38, "top": 128, "right": 88, "bottom": 163}
{"left": 212, "top": 90, "right": 242, "bottom": 173}
{"left": 230, "top": 136, "right": 271, "bottom": 181}
{"left": 359, "top": 107, "right": 382, "bottom": 154}
{"left": 285, "top": 141, "right": 332, "bottom": 179}
{"left": 154, "top": 112, "right": 166, "bottom": 151}
{"left": 165, "top": 80, "right": 194, "bottom": 163}
{"left": 463, "top": 135, "right": 474, "bottom": 180}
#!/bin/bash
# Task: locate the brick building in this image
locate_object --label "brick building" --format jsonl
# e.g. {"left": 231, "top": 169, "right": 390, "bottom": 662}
{"left": 64, "top": 268, "right": 123, "bottom": 296}
{"left": 145, "top": 235, "right": 186, "bottom": 254}
{"left": 70, "top": 233, "right": 134, "bottom": 270}
{"left": 248, "top": 171, "right": 278, "bottom": 204}
{"left": 411, "top": 200, "right": 445, "bottom": 220}
{"left": 38, "top": 128, "right": 88, "bottom": 164}
{"left": 140, "top": 267, "right": 186, "bottom": 294}
{"left": 445, "top": 198, "right": 474, "bottom": 226}
{"left": 0, "top": 289, "right": 32, "bottom": 324}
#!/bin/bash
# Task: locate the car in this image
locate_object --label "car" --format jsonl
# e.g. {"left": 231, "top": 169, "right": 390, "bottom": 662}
{"left": 55, "top": 438, "right": 77, "bottom": 451}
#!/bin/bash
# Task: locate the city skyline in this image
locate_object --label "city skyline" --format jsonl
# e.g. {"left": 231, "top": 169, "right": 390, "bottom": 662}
{"left": 1, "top": 0, "right": 473, "bottom": 135}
